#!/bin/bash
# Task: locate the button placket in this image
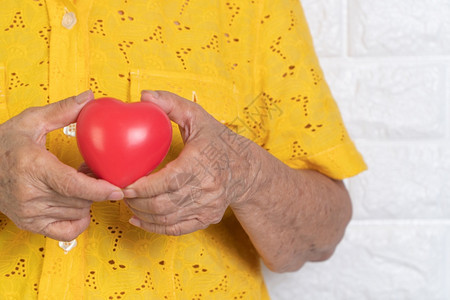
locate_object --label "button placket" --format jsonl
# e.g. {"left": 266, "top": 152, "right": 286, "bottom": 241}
{"left": 38, "top": 1, "right": 92, "bottom": 297}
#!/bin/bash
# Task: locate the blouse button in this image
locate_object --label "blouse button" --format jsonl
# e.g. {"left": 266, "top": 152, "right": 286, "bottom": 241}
{"left": 59, "top": 239, "right": 78, "bottom": 253}
{"left": 62, "top": 10, "right": 77, "bottom": 29}
{"left": 63, "top": 123, "right": 77, "bottom": 137}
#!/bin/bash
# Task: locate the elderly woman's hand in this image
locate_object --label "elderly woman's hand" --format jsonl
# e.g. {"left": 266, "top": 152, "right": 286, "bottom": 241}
{"left": 124, "top": 91, "right": 353, "bottom": 272}
{"left": 0, "top": 91, "right": 124, "bottom": 241}
{"left": 123, "top": 91, "right": 262, "bottom": 236}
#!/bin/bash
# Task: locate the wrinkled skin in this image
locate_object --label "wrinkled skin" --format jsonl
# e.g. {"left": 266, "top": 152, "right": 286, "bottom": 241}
{"left": 124, "top": 90, "right": 261, "bottom": 236}
{"left": 124, "top": 90, "right": 353, "bottom": 272}
{"left": 0, "top": 91, "right": 123, "bottom": 241}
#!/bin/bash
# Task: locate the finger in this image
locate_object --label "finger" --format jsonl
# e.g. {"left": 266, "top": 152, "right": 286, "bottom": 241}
{"left": 129, "top": 216, "right": 207, "bottom": 236}
{"left": 124, "top": 193, "right": 178, "bottom": 215}
{"left": 41, "top": 153, "right": 124, "bottom": 202}
{"left": 127, "top": 209, "right": 180, "bottom": 226}
{"left": 12, "top": 199, "right": 91, "bottom": 229}
{"left": 123, "top": 158, "right": 202, "bottom": 199}
{"left": 36, "top": 90, "right": 94, "bottom": 133}
{"left": 141, "top": 90, "right": 203, "bottom": 128}
{"left": 29, "top": 194, "right": 92, "bottom": 210}
{"left": 43, "top": 216, "right": 91, "bottom": 241}
{"left": 43, "top": 206, "right": 91, "bottom": 221}
{"left": 125, "top": 184, "right": 199, "bottom": 224}
{"left": 47, "top": 196, "right": 92, "bottom": 209}
{"left": 123, "top": 165, "right": 176, "bottom": 199}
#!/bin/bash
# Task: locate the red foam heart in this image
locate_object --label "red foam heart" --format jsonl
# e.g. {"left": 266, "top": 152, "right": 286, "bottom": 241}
{"left": 76, "top": 97, "right": 172, "bottom": 188}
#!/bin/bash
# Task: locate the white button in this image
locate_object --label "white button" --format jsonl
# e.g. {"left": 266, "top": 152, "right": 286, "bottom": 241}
{"left": 62, "top": 11, "right": 77, "bottom": 29}
{"left": 63, "top": 123, "right": 77, "bottom": 137}
{"left": 59, "top": 239, "right": 78, "bottom": 253}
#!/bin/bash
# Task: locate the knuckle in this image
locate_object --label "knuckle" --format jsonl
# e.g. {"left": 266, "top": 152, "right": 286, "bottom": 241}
{"left": 203, "top": 208, "right": 224, "bottom": 225}
{"left": 210, "top": 212, "right": 223, "bottom": 225}
{"left": 65, "top": 223, "right": 87, "bottom": 241}
{"left": 200, "top": 216, "right": 214, "bottom": 227}
{"left": 196, "top": 217, "right": 210, "bottom": 230}
{"left": 22, "top": 106, "right": 41, "bottom": 115}
{"left": 166, "top": 224, "right": 182, "bottom": 236}
{"left": 21, "top": 106, "right": 41, "bottom": 120}
{"left": 156, "top": 215, "right": 169, "bottom": 226}
{"left": 59, "top": 231, "right": 80, "bottom": 242}
{"left": 211, "top": 215, "right": 223, "bottom": 224}
{"left": 200, "top": 222, "right": 210, "bottom": 230}
{"left": 44, "top": 221, "right": 86, "bottom": 242}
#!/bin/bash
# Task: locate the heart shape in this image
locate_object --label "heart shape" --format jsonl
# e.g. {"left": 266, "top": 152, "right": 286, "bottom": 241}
{"left": 76, "top": 97, "right": 172, "bottom": 188}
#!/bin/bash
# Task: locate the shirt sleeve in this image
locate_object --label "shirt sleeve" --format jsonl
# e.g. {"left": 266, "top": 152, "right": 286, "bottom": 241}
{"left": 250, "top": 0, "right": 367, "bottom": 179}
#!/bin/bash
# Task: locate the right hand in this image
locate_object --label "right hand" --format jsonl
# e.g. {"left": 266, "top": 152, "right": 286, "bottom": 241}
{"left": 0, "top": 91, "right": 124, "bottom": 241}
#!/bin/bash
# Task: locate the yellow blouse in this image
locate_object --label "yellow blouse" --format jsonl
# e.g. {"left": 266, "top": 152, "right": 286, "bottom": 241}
{"left": 0, "top": 0, "right": 366, "bottom": 299}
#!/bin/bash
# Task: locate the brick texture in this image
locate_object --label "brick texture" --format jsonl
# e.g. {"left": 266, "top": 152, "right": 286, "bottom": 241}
{"left": 263, "top": 1, "right": 450, "bottom": 299}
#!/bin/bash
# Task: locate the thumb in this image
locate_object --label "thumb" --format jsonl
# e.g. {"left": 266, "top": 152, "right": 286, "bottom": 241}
{"left": 40, "top": 90, "right": 94, "bottom": 133}
{"left": 44, "top": 216, "right": 91, "bottom": 242}
{"left": 140, "top": 90, "right": 202, "bottom": 128}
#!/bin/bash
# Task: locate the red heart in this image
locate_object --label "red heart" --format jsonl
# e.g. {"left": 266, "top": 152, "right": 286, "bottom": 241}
{"left": 76, "top": 97, "right": 172, "bottom": 188}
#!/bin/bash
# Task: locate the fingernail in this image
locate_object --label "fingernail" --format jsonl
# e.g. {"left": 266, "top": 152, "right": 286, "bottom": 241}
{"left": 141, "top": 90, "right": 159, "bottom": 99}
{"left": 76, "top": 90, "right": 94, "bottom": 104}
{"left": 108, "top": 190, "right": 124, "bottom": 201}
{"left": 123, "top": 189, "right": 138, "bottom": 198}
{"left": 129, "top": 216, "right": 141, "bottom": 227}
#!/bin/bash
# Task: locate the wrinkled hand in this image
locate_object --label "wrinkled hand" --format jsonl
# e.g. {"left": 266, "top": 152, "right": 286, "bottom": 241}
{"left": 0, "top": 91, "right": 124, "bottom": 241}
{"left": 123, "top": 91, "right": 261, "bottom": 236}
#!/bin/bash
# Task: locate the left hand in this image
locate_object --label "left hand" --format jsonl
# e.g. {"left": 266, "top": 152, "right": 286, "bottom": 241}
{"left": 123, "top": 90, "right": 261, "bottom": 236}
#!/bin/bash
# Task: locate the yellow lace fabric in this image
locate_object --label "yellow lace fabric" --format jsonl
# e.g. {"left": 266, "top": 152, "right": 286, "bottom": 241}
{"left": 0, "top": 0, "right": 366, "bottom": 298}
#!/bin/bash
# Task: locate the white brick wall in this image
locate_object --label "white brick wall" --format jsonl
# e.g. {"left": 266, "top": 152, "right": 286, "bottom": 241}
{"left": 263, "top": 0, "right": 450, "bottom": 299}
